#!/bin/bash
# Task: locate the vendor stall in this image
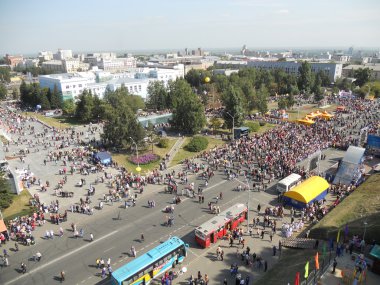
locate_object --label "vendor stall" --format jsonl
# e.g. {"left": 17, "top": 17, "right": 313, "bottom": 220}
{"left": 283, "top": 176, "right": 329, "bottom": 208}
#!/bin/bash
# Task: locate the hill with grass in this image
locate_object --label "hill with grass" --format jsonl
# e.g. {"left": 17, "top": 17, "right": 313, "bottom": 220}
{"left": 310, "top": 173, "right": 380, "bottom": 241}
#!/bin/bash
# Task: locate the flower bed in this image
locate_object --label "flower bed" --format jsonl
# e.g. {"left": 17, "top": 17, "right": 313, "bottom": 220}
{"left": 129, "top": 153, "right": 161, "bottom": 165}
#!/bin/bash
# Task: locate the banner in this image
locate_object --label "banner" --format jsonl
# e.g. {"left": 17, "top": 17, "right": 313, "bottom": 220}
{"left": 294, "top": 272, "right": 300, "bottom": 285}
{"left": 304, "top": 261, "right": 309, "bottom": 279}
{"left": 315, "top": 252, "right": 320, "bottom": 270}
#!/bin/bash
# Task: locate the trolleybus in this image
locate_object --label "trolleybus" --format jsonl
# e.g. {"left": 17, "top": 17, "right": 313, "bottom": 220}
{"left": 111, "top": 237, "right": 188, "bottom": 285}
{"left": 195, "top": 203, "right": 247, "bottom": 248}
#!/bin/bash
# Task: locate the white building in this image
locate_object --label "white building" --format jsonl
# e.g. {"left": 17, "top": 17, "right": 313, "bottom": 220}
{"left": 98, "top": 57, "right": 137, "bottom": 72}
{"left": 63, "top": 59, "right": 90, "bottom": 73}
{"left": 17, "top": 59, "right": 39, "bottom": 69}
{"left": 42, "top": 60, "right": 64, "bottom": 73}
{"left": 38, "top": 51, "right": 54, "bottom": 61}
{"left": 53, "top": 49, "right": 73, "bottom": 60}
{"left": 39, "top": 73, "right": 95, "bottom": 100}
{"left": 215, "top": 60, "right": 342, "bottom": 82}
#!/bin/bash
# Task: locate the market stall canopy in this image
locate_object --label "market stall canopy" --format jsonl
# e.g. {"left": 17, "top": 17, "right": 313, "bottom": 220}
{"left": 0, "top": 219, "right": 7, "bottom": 232}
{"left": 297, "top": 117, "right": 315, "bottom": 125}
{"left": 284, "top": 176, "right": 329, "bottom": 204}
{"left": 321, "top": 111, "right": 334, "bottom": 120}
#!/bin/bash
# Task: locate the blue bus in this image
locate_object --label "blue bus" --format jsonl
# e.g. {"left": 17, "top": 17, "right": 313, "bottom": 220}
{"left": 111, "top": 237, "right": 189, "bottom": 285}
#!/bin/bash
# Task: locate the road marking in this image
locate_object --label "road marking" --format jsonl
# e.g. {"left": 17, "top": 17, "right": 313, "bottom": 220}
{"left": 4, "top": 230, "right": 118, "bottom": 285}
{"left": 104, "top": 246, "right": 115, "bottom": 253}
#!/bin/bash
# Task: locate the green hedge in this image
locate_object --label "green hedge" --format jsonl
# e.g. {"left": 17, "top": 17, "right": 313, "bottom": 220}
{"left": 157, "top": 138, "right": 169, "bottom": 148}
{"left": 185, "top": 136, "right": 209, "bottom": 152}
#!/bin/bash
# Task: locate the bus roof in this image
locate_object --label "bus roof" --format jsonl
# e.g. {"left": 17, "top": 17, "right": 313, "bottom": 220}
{"left": 196, "top": 203, "right": 247, "bottom": 235}
{"left": 112, "top": 236, "right": 185, "bottom": 282}
{"left": 278, "top": 173, "right": 302, "bottom": 186}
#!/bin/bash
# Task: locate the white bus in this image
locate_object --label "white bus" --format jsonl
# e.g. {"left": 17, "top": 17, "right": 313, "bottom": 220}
{"left": 277, "top": 173, "right": 302, "bottom": 193}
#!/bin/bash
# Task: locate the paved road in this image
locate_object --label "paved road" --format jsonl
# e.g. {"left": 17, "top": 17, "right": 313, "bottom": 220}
{"left": 0, "top": 106, "right": 350, "bottom": 285}
{"left": 0, "top": 147, "right": 344, "bottom": 285}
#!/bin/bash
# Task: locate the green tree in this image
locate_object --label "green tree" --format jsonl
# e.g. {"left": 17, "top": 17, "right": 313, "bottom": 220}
{"left": 209, "top": 117, "right": 222, "bottom": 134}
{"left": 75, "top": 90, "right": 94, "bottom": 123}
{"left": 91, "top": 95, "right": 106, "bottom": 122}
{"left": 354, "top": 68, "right": 372, "bottom": 87}
{"left": 316, "top": 70, "right": 331, "bottom": 86}
{"left": 62, "top": 99, "right": 75, "bottom": 116}
{"left": 49, "top": 84, "right": 62, "bottom": 109}
{"left": 12, "top": 87, "right": 19, "bottom": 100}
{"left": 0, "top": 176, "right": 13, "bottom": 210}
{"left": 167, "top": 79, "right": 194, "bottom": 109}
{"left": 0, "top": 67, "right": 11, "bottom": 83}
{"left": 278, "top": 97, "right": 287, "bottom": 110}
{"left": 222, "top": 85, "right": 245, "bottom": 129}
{"left": 102, "top": 96, "right": 145, "bottom": 148}
{"left": 298, "top": 61, "right": 313, "bottom": 94}
{"left": 287, "top": 93, "right": 295, "bottom": 109}
{"left": 38, "top": 88, "right": 51, "bottom": 110}
{"left": 147, "top": 81, "right": 169, "bottom": 110}
{"left": 0, "top": 83, "right": 7, "bottom": 99}
{"left": 256, "top": 85, "right": 269, "bottom": 114}
{"left": 172, "top": 85, "right": 206, "bottom": 134}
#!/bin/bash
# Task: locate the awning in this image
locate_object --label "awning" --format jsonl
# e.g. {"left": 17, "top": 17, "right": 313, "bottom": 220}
{"left": 370, "top": 244, "right": 380, "bottom": 259}
{"left": 284, "top": 176, "right": 329, "bottom": 204}
{"left": 0, "top": 219, "right": 7, "bottom": 232}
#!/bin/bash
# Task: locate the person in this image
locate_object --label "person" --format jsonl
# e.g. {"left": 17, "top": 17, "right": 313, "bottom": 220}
{"left": 332, "top": 258, "right": 337, "bottom": 274}
{"left": 21, "top": 262, "right": 27, "bottom": 274}
{"left": 131, "top": 246, "right": 136, "bottom": 257}
{"left": 90, "top": 233, "right": 94, "bottom": 241}
{"left": 245, "top": 276, "right": 250, "bottom": 285}
{"left": 14, "top": 242, "right": 19, "bottom": 251}
{"left": 60, "top": 270, "right": 65, "bottom": 282}
{"left": 223, "top": 278, "right": 228, "bottom": 285}
{"left": 273, "top": 246, "right": 277, "bottom": 256}
{"left": 3, "top": 249, "right": 9, "bottom": 257}
{"left": 35, "top": 251, "right": 42, "bottom": 261}
{"left": 3, "top": 256, "right": 9, "bottom": 267}
{"left": 141, "top": 233, "right": 144, "bottom": 242}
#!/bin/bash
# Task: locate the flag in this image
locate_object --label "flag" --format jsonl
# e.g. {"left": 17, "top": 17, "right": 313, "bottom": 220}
{"left": 329, "top": 238, "right": 334, "bottom": 250}
{"left": 315, "top": 252, "right": 320, "bottom": 270}
{"left": 336, "top": 229, "right": 341, "bottom": 243}
{"left": 294, "top": 272, "right": 300, "bottom": 285}
{"left": 322, "top": 242, "right": 327, "bottom": 258}
{"left": 304, "top": 261, "right": 309, "bottom": 279}
{"left": 344, "top": 224, "right": 349, "bottom": 237}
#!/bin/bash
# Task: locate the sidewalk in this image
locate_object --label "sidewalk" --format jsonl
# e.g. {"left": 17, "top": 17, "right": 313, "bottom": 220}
{"left": 320, "top": 252, "right": 380, "bottom": 285}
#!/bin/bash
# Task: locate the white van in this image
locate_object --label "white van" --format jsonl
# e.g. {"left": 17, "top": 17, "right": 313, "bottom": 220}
{"left": 277, "top": 173, "right": 302, "bottom": 193}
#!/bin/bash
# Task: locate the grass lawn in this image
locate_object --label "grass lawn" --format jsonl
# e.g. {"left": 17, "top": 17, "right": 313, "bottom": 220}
{"left": 256, "top": 246, "right": 329, "bottom": 285}
{"left": 2, "top": 189, "right": 34, "bottom": 221}
{"left": 111, "top": 138, "right": 178, "bottom": 174}
{"left": 311, "top": 173, "right": 380, "bottom": 241}
{"left": 256, "top": 123, "right": 277, "bottom": 134}
{"left": 23, "top": 112, "right": 80, "bottom": 129}
{"left": 169, "top": 137, "right": 226, "bottom": 167}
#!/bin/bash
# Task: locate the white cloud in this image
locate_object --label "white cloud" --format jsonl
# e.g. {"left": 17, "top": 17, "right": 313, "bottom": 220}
{"left": 275, "top": 9, "right": 289, "bottom": 14}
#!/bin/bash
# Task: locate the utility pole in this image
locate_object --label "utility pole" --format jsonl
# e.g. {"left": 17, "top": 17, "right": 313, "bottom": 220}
{"left": 226, "top": 111, "right": 235, "bottom": 141}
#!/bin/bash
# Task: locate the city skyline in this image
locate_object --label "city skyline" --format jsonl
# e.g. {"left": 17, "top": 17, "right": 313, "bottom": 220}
{"left": 1, "top": 0, "right": 380, "bottom": 55}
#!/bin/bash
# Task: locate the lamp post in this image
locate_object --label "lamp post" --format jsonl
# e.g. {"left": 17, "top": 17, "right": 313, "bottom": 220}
{"left": 225, "top": 111, "right": 235, "bottom": 141}
{"left": 245, "top": 176, "right": 251, "bottom": 231}
{"left": 129, "top": 137, "right": 141, "bottom": 173}
{"left": 363, "top": 221, "right": 368, "bottom": 241}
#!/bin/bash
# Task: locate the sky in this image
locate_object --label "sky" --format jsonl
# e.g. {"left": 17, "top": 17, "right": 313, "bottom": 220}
{"left": 1, "top": 0, "right": 380, "bottom": 55}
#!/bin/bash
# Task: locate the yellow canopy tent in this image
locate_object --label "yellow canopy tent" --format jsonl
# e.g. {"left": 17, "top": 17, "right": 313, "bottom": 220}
{"left": 321, "top": 111, "right": 334, "bottom": 120}
{"left": 283, "top": 176, "right": 330, "bottom": 208}
{"left": 297, "top": 117, "right": 315, "bottom": 125}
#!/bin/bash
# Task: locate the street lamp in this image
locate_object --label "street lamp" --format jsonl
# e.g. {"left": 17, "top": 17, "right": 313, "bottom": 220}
{"left": 129, "top": 137, "right": 141, "bottom": 173}
{"left": 363, "top": 221, "right": 368, "bottom": 241}
{"left": 225, "top": 111, "right": 235, "bottom": 141}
